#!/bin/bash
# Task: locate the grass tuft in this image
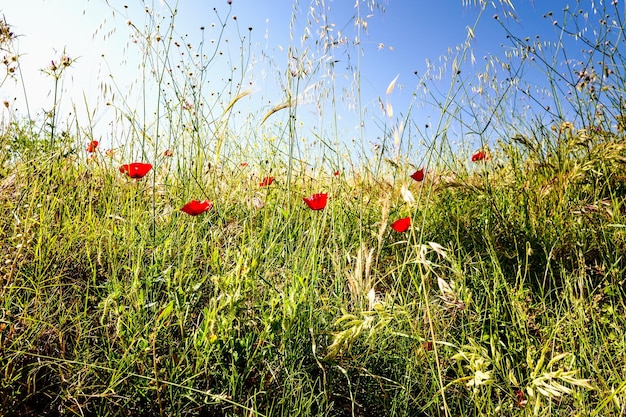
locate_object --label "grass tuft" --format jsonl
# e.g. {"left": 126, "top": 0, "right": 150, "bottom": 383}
{"left": 2, "top": 1, "right": 626, "bottom": 415}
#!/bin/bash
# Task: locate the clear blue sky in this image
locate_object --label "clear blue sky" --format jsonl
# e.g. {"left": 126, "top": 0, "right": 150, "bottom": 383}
{"left": 0, "top": 0, "right": 618, "bottom": 159}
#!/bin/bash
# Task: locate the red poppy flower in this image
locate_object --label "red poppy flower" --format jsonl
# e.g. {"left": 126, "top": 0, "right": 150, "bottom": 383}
{"left": 86, "top": 140, "right": 99, "bottom": 153}
{"left": 303, "top": 193, "right": 328, "bottom": 210}
{"left": 411, "top": 168, "right": 425, "bottom": 182}
{"left": 259, "top": 176, "right": 274, "bottom": 187}
{"left": 240, "top": 162, "right": 249, "bottom": 167}
{"left": 180, "top": 199, "right": 213, "bottom": 216}
{"left": 390, "top": 217, "right": 411, "bottom": 232}
{"left": 333, "top": 170, "right": 340, "bottom": 177}
{"left": 119, "top": 162, "right": 153, "bottom": 179}
{"left": 515, "top": 389, "right": 527, "bottom": 408}
{"left": 471, "top": 151, "right": 488, "bottom": 162}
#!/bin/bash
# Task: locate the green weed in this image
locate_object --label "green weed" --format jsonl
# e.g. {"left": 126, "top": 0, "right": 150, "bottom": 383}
{"left": 1, "top": 1, "right": 626, "bottom": 416}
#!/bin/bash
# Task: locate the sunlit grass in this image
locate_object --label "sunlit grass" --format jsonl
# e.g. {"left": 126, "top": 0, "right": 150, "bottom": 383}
{"left": 1, "top": 0, "right": 626, "bottom": 416}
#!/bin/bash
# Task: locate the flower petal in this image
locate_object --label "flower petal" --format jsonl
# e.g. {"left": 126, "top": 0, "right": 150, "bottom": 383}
{"left": 259, "top": 176, "right": 274, "bottom": 187}
{"left": 471, "top": 151, "right": 488, "bottom": 162}
{"left": 86, "top": 140, "right": 99, "bottom": 153}
{"left": 303, "top": 193, "right": 328, "bottom": 210}
{"left": 180, "top": 199, "right": 213, "bottom": 216}
{"left": 390, "top": 217, "right": 411, "bottom": 232}
{"left": 410, "top": 168, "right": 424, "bottom": 182}
{"left": 119, "top": 162, "right": 153, "bottom": 179}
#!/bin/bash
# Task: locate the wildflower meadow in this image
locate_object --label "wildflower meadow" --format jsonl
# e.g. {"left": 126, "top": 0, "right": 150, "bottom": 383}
{"left": 1, "top": 0, "right": 626, "bottom": 416}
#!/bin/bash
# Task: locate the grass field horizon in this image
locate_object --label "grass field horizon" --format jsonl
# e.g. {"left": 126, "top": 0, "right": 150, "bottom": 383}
{"left": 2, "top": 1, "right": 626, "bottom": 416}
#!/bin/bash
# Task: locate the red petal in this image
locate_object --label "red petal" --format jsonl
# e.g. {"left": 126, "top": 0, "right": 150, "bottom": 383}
{"left": 259, "top": 176, "right": 274, "bottom": 187}
{"left": 390, "top": 217, "right": 411, "bottom": 232}
{"left": 180, "top": 200, "right": 213, "bottom": 216}
{"left": 303, "top": 193, "right": 328, "bottom": 210}
{"left": 471, "top": 151, "right": 487, "bottom": 162}
{"left": 86, "top": 140, "right": 99, "bottom": 153}
{"left": 411, "top": 168, "right": 424, "bottom": 182}
{"left": 119, "top": 162, "right": 153, "bottom": 179}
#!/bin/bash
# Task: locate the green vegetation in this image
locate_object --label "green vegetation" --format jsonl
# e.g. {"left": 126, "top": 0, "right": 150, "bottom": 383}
{"left": 1, "top": 1, "right": 626, "bottom": 415}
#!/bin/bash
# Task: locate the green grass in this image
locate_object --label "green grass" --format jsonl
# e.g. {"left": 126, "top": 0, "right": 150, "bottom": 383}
{"left": 2, "top": 1, "right": 626, "bottom": 415}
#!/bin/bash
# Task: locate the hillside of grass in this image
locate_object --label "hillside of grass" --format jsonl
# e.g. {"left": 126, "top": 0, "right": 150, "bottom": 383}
{"left": 2, "top": 1, "right": 626, "bottom": 416}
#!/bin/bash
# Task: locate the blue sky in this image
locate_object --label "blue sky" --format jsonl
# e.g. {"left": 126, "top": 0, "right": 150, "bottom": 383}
{"left": 0, "top": 0, "right": 618, "bottom": 159}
